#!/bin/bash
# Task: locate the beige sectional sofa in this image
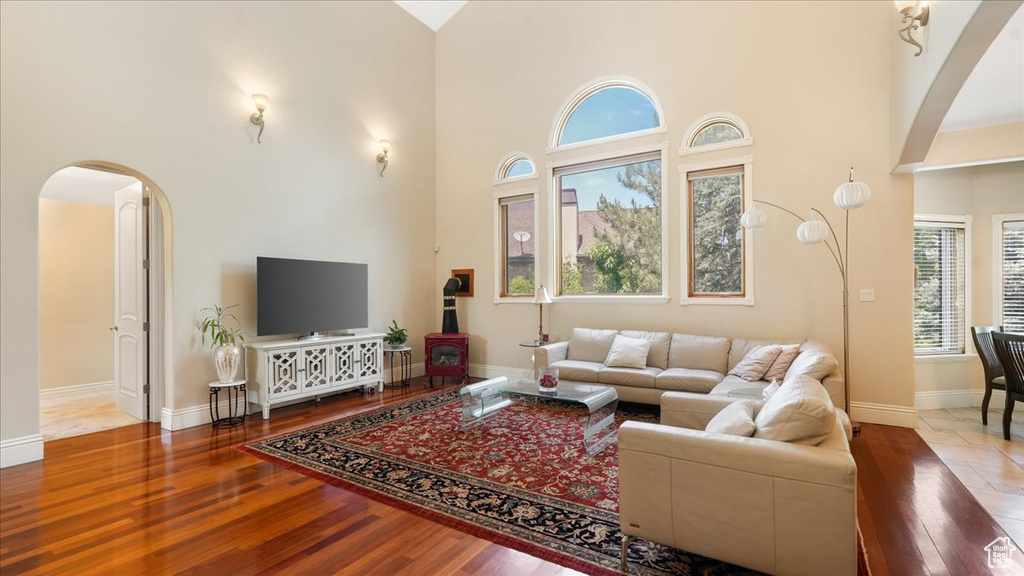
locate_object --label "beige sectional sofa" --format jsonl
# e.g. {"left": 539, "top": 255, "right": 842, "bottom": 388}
{"left": 534, "top": 328, "right": 844, "bottom": 408}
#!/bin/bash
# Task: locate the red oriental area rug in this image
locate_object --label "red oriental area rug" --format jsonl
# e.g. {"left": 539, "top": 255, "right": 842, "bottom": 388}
{"left": 238, "top": 389, "right": 864, "bottom": 575}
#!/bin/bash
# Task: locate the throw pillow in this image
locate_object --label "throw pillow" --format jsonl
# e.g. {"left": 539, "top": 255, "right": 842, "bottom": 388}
{"left": 705, "top": 401, "right": 757, "bottom": 437}
{"left": 728, "top": 345, "right": 783, "bottom": 381}
{"left": 604, "top": 335, "right": 652, "bottom": 369}
{"left": 764, "top": 344, "right": 801, "bottom": 382}
{"left": 784, "top": 349, "right": 839, "bottom": 381}
{"left": 753, "top": 375, "right": 836, "bottom": 445}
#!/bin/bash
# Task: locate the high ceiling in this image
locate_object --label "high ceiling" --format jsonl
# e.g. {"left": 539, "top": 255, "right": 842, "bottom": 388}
{"left": 40, "top": 166, "right": 139, "bottom": 206}
{"left": 393, "top": 1, "right": 467, "bottom": 32}
{"left": 940, "top": 6, "right": 1024, "bottom": 133}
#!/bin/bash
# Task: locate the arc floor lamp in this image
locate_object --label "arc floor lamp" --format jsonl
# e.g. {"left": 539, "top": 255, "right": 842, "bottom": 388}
{"left": 740, "top": 168, "right": 871, "bottom": 435}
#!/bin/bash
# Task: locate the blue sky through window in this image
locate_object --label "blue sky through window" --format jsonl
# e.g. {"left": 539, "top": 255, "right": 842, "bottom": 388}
{"left": 559, "top": 86, "right": 659, "bottom": 146}
{"left": 505, "top": 159, "right": 534, "bottom": 178}
{"left": 561, "top": 160, "right": 659, "bottom": 211}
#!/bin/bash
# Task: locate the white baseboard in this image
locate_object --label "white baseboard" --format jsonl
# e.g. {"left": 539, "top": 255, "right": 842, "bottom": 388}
{"left": 468, "top": 363, "right": 532, "bottom": 381}
{"left": 915, "top": 389, "right": 1006, "bottom": 410}
{"left": 850, "top": 401, "right": 918, "bottom": 428}
{"left": 160, "top": 364, "right": 429, "bottom": 431}
{"left": 39, "top": 381, "right": 114, "bottom": 399}
{"left": 0, "top": 434, "right": 44, "bottom": 468}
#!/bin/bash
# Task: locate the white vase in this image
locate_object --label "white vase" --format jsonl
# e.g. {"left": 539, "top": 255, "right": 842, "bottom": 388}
{"left": 215, "top": 344, "right": 241, "bottom": 383}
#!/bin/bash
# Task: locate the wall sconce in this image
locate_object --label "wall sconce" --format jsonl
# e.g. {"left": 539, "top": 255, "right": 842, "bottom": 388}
{"left": 250, "top": 94, "right": 269, "bottom": 143}
{"left": 377, "top": 139, "right": 391, "bottom": 177}
{"left": 895, "top": 1, "right": 930, "bottom": 57}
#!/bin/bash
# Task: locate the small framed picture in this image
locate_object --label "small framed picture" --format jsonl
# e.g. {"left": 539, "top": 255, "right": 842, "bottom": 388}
{"left": 451, "top": 269, "right": 474, "bottom": 297}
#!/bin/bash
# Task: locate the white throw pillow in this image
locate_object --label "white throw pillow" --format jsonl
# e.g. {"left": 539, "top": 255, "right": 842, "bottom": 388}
{"left": 728, "top": 345, "right": 783, "bottom": 381}
{"left": 604, "top": 335, "right": 652, "bottom": 369}
{"left": 764, "top": 344, "right": 801, "bottom": 382}
{"left": 753, "top": 375, "right": 836, "bottom": 445}
{"left": 705, "top": 401, "right": 757, "bottom": 437}
{"left": 784, "top": 349, "right": 839, "bottom": 381}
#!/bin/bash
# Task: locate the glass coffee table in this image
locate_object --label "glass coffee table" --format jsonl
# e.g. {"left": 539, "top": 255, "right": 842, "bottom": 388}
{"left": 459, "top": 377, "right": 619, "bottom": 456}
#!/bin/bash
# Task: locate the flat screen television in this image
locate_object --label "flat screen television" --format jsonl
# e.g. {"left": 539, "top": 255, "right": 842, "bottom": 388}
{"left": 257, "top": 257, "right": 368, "bottom": 337}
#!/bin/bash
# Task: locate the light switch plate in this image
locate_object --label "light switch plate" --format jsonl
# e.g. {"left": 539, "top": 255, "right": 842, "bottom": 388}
{"left": 859, "top": 289, "right": 875, "bottom": 302}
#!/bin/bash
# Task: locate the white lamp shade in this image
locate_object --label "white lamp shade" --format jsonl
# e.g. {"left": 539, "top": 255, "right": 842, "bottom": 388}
{"left": 834, "top": 181, "right": 871, "bottom": 210}
{"left": 251, "top": 93, "right": 270, "bottom": 111}
{"left": 796, "top": 220, "right": 829, "bottom": 244}
{"left": 533, "top": 284, "right": 553, "bottom": 304}
{"left": 379, "top": 139, "right": 392, "bottom": 153}
{"left": 893, "top": 1, "right": 916, "bottom": 12}
{"left": 740, "top": 208, "right": 767, "bottom": 229}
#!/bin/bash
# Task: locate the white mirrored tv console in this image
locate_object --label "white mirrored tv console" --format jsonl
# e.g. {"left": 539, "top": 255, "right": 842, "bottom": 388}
{"left": 246, "top": 333, "right": 384, "bottom": 419}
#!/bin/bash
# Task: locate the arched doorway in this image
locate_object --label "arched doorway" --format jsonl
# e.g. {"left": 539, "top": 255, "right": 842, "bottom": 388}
{"left": 37, "top": 161, "right": 172, "bottom": 439}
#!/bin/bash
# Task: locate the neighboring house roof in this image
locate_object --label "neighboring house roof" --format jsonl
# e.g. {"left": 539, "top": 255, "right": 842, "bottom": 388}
{"left": 576, "top": 210, "right": 611, "bottom": 255}
{"left": 505, "top": 199, "right": 534, "bottom": 258}
{"left": 562, "top": 188, "right": 578, "bottom": 206}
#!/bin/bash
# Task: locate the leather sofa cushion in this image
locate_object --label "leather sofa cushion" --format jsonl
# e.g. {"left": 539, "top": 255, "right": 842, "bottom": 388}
{"left": 728, "top": 337, "right": 804, "bottom": 372}
{"left": 655, "top": 368, "right": 724, "bottom": 393}
{"left": 753, "top": 375, "right": 836, "bottom": 446}
{"left": 567, "top": 328, "right": 618, "bottom": 363}
{"left": 668, "top": 333, "right": 731, "bottom": 373}
{"left": 710, "top": 375, "right": 769, "bottom": 396}
{"left": 549, "top": 359, "right": 604, "bottom": 381}
{"left": 620, "top": 330, "right": 671, "bottom": 369}
{"left": 598, "top": 366, "right": 660, "bottom": 388}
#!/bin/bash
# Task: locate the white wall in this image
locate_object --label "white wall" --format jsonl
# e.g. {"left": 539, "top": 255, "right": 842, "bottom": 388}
{"left": 914, "top": 161, "right": 1024, "bottom": 407}
{"left": 0, "top": 1, "right": 436, "bottom": 448}
{"left": 435, "top": 1, "right": 915, "bottom": 425}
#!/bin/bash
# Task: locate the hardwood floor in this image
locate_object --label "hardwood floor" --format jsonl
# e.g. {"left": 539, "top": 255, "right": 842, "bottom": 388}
{"left": 1, "top": 379, "right": 1021, "bottom": 575}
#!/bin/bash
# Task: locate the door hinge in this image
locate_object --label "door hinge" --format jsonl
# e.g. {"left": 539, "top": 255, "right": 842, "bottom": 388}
{"left": 142, "top": 197, "right": 150, "bottom": 207}
{"left": 143, "top": 322, "right": 150, "bottom": 332}
{"left": 143, "top": 259, "right": 150, "bottom": 269}
{"left": 143, "top": 384, "right": 150, "bottom": 394}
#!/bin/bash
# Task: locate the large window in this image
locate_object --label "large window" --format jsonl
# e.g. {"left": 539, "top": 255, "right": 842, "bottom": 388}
{"left": 914, "top": 218, "right": 969, "bottom": 355}
{"left": 551, "top": 79, "right": 664, "bottom": 149}
{"left": 996, "top": 215, "right": 1024, "bottom": 333}
{"left": 496, "top": 193, "right": 536, "bottom": 298}
{"left": 554, "top": 152, "right": 663, "bottom": 296}
{"left": 687, "top": 166, "right": 746, "bottom": 297}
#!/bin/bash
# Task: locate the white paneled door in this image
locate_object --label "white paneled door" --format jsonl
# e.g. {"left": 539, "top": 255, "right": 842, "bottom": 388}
{"left": 113, "top": 183, "right": 148, "bottom": 420}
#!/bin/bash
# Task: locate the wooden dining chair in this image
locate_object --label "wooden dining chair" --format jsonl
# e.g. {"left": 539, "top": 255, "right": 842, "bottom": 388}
{"left": 991, "top": 332, "right": 1024, "bottom": 441}
{"left": 971, "top": 326, "right": 1005, "bottom": 425}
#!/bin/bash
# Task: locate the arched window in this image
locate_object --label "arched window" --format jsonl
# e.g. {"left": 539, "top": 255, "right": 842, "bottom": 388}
{"left": 494, "top": 152, "right": 537, "bottom": 183}
{"left": 680, "top": 112, "right": 753, "bottom": 155}
{"left": 551, "top": 78, "right": 665, "bottom": 150}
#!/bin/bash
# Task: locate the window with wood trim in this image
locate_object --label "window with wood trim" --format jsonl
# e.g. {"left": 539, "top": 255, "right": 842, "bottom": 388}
{"left": 913, "top": 221, "right": 967, "bottom": 355}
{"left": 553, "top": 81, "right": 662, "bottom": 148}
{"left": 687, "top": 166, "right": 745, "bottom": 297}
{"left": 498, "top": 194, "right": 536, "bottom": 297}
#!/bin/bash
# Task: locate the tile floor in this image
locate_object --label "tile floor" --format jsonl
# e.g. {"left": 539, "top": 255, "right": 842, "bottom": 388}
{"left": 917, "top": 406, "right": 1024, "bottom": 547}
{"left": 40, "top": 389, "right": 144, "bottom": 440}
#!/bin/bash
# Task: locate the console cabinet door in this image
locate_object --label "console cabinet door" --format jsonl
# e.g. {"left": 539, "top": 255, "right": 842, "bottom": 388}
{"left": 329, "top": 342, "right": 357, "bottom": 386}
{"left": 267, "top": 349, "right": 301, "bottom": 399}
{"left": 357, "top": 339, "right": 382, "bottom": 383}
{"left": 301, "top": 345, "right": 331, "bottom": 391}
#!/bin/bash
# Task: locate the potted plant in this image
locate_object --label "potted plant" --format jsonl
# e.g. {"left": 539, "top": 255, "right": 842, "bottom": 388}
{"left": 384, "top": 319, "right": 408, "bottom": 349}
{"left": 199, "top": 304, "right": 246, "bottom": 383}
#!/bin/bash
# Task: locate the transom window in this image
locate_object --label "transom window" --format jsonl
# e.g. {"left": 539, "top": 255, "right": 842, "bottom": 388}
{"left": 687, "top": 166, "right": 746, "bottom": 297}
{"left": 553, "top": 81, "right": 662, "bottom": 148}
{"left": 913, "top": 218, "right": 969, "bottom": 355}
{"left": 495, "top": 153, "right": 536, "bottom": 183}
{"left": 680, "top": 112, "right": 752, "bottom": 155}
{"left": 554, "top": 152, "right": 663, "bottom": 296}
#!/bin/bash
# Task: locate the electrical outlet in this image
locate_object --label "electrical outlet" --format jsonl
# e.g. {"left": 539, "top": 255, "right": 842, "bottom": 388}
{"left": 859, "top": 289, "right": 875, "bottom": 302}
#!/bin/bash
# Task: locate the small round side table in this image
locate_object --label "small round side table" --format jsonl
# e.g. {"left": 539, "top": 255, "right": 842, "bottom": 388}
{"left": 383, "top": 346, "right": 413, "bottom": 389}
{"left": 209, "top": 380, "right": 247, "bottom": 427}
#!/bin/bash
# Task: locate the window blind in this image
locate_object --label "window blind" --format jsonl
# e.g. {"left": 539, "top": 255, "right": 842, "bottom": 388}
{"left": 913, "top": 223, "right": 966, "bottom": 354}
{"left": 1002, "top": 220, "right": 1024, "bottom": 333}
